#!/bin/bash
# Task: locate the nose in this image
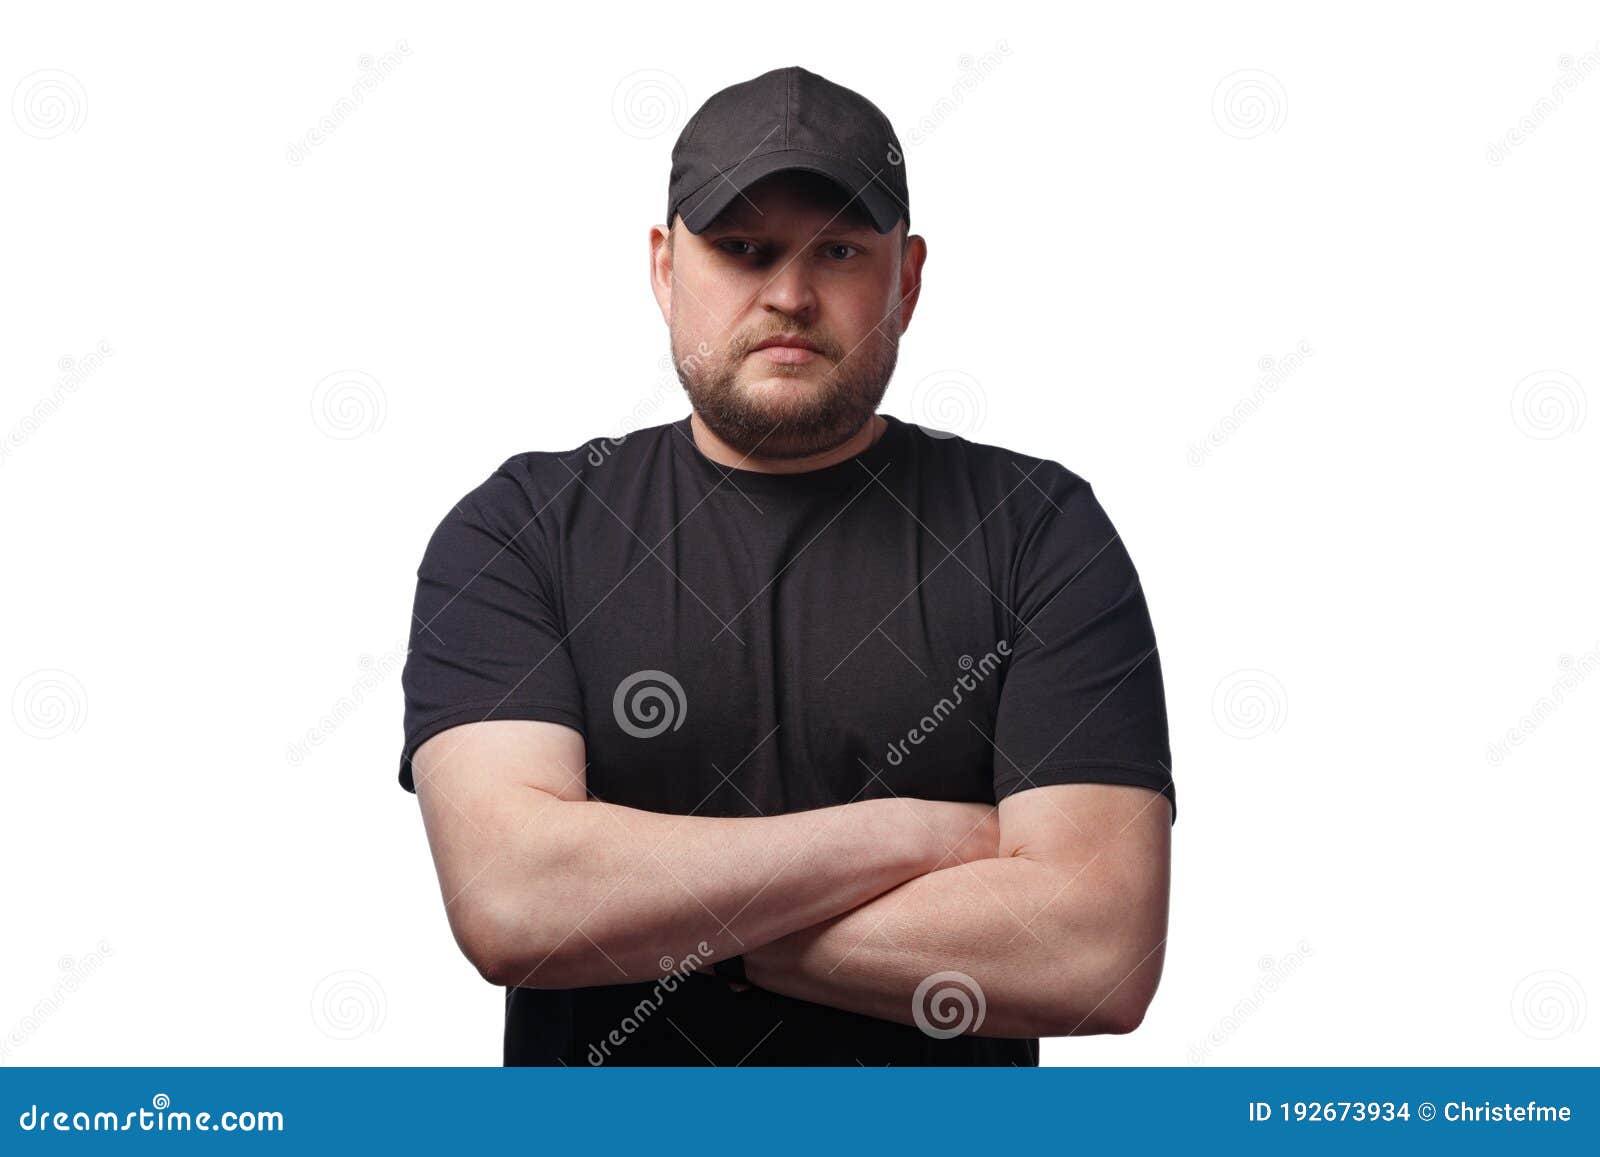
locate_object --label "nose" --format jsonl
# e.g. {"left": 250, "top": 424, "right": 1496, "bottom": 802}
{"left": 754, "top": 255, "right": 818, "bottom": 322}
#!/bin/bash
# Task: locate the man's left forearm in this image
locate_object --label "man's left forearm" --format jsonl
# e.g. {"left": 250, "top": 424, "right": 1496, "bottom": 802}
{"left": 742, "top": 850, "right": 1167, "bottom": 1038}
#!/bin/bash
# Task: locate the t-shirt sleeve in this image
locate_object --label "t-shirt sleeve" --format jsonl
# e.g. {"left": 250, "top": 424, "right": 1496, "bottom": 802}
{"left": 990, "top": 467, "right": 1176, "bottom": 823}
{"left": 397, "top": 458, "right": 586, "bottom": 793}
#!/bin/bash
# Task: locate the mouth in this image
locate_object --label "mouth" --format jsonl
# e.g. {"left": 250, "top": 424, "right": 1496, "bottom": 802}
{"left": 749, "top": 335, "right": 827, "bottom": 366}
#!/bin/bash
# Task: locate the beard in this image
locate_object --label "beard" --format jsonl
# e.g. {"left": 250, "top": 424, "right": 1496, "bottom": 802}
{"left": 671, "top": 313, "right": 900, "bottom": 460}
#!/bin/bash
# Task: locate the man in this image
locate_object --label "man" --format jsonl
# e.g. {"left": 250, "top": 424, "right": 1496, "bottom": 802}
{"left": 398, "top": 65, "right": 1176, "bottom": 1066}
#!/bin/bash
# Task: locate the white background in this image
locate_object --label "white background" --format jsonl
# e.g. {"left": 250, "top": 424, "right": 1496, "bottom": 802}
{"left": 2, "top": 1, "right": 1595, "bottom": 1067}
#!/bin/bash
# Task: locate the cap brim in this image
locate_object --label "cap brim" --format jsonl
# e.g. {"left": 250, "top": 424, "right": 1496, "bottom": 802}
{"left": 677, "top": 148, "right": 903, "bottom": 235}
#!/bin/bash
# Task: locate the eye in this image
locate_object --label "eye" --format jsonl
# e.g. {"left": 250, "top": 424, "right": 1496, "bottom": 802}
{"left": 823, "top": 243, "right": 860, "bottom": 260}
{"left": 718, "top": 239, "right": 761, "bottom": 257}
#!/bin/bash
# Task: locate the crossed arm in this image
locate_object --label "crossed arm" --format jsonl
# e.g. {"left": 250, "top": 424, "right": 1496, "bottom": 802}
{"left": 742, "top": 778, "right": 1171, "bottom": 1036}
{"left": 411, "top": 718, "right": 1171, "bottom": 1038}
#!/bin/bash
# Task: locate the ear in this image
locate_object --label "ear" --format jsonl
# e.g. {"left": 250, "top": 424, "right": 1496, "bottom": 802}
{"left": 896, "top": 232, "right": 928, "bottom": 334}
{"left": 649, "top": 221, "right": 674, "bottom": 326}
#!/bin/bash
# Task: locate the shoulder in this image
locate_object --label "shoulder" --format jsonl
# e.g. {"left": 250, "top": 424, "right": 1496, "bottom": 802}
{"left": 415, "top": 419, "right": 678, "bottom": 565}
{"left": 450, "top": 418, "right": 679, "bottom": 523}
{"left": 901, "top": 418, "right": 1097, "bottom": 527}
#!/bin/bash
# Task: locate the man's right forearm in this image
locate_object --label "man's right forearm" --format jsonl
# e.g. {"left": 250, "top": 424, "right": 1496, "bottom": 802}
{"left": 471, "top": 794, "right": 993, "bottom": 990}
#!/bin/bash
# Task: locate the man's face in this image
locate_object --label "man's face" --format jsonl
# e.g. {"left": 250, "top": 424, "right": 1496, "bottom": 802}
{"left": 652, "top": 171, "right": 923, "bottom": 460}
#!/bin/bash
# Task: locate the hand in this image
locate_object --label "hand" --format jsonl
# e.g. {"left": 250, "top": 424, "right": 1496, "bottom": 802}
{"left": 715, "top": 952, "right": 754, "bottom": 992}
{"left": 733, "top": 942, "right": 778, "bottom": 992}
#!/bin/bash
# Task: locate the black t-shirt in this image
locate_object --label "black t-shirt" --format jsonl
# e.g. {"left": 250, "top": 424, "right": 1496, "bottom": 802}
{"left": 399, "top": 411, "right": 1175, "bottom": 1066}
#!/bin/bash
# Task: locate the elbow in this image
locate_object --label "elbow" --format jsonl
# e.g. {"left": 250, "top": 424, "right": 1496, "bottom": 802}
{"left": 1093, "top": 994, "right": 1152, "bottom": 1035}
{"left": 449, "top": 821, "right": 587, "bottom": 988}
{"left": 1034, "top": 986, "right": 1153, "bottom": 1038}
{"left": 468, "top": 932, "right": 520, "bottom": 989}
{"left": 1083, "top": 940, "right": 1164, "bottom": 1035}
{"left": 477, "top": 954, "right": 531, "bottom": 991}
{"left": 453, "top": 893, "right": 571, "bottom": 990}
{"left": 467, "top": 914, "right": 575, "bottom": 989}
{"left": 453, "top": 898, "right": 518, "bottom": 987}
{"left": 1035, "top": 931, "right": 1164, "bottom": 1037}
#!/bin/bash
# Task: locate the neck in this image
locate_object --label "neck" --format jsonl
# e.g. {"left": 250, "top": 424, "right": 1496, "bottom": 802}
{"left": 688, "top": 412, "right": 886, "bottom": 474}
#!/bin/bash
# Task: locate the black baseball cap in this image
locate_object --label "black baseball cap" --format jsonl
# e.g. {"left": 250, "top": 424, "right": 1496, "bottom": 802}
{"left": 666, "top": 66, "right": 909, "bottom": 236}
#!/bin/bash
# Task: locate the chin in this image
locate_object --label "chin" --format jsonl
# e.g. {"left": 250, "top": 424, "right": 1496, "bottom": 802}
{"left": 737, "top": 370, "right": 829, "bottom": 400}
